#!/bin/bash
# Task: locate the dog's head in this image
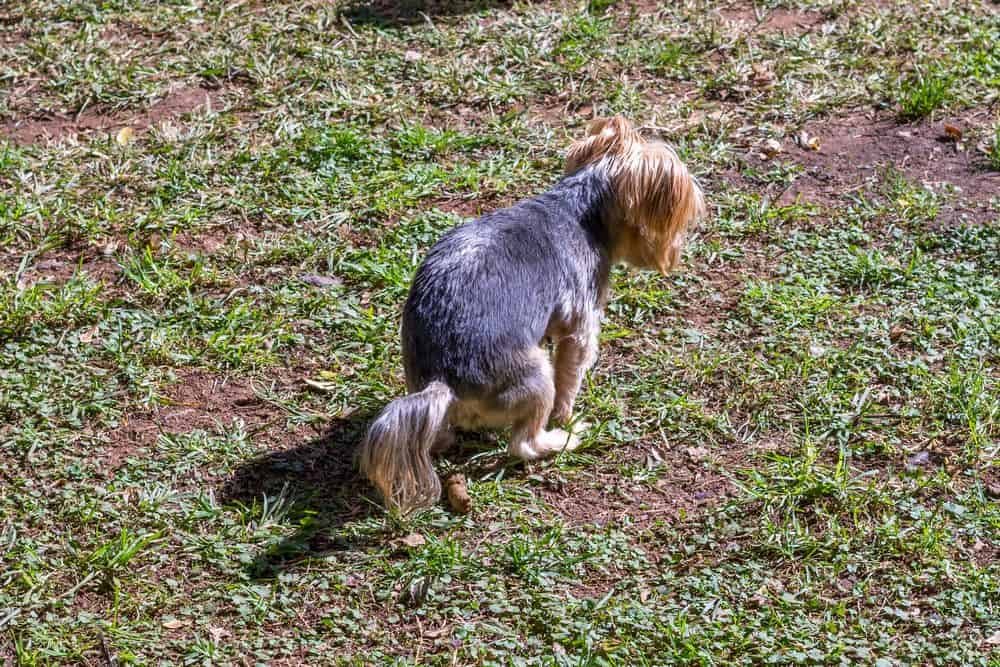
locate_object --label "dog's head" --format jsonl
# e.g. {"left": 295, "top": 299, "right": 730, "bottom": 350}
{"left": 565, "top": 116, "right": 705, "bottom": 274}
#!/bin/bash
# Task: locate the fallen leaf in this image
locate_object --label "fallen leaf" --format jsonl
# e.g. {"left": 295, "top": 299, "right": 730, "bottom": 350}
{"left": 404, "top": 50, "right": 422, "bottom": 63}
{"left": 889, "top": 325, "right": 906, "bottom": 342}
{"left": 942, "top": 123, "right": 963, "bottom": 141}
{"left": 303, "top": 377, "right": 337, "bottom": 392}
{"left": 751, "top": 62, "right": 775, "bottom": 85}
{"left": 424, "top": 625, "right": 451, "bottom": 639}
{"left": 797, "top": 130, "right": 821, "bottom": 151}
{"left": 116, "top": 126, "right": 135, "bottom": 146}
{"left": 399, "top": 532, "right": 426, "bottom": 549}
{"left": 79, "top": 324, "right": 100, "bottom": 344}
{"left": 984, "top": 630, "right": 1000, "bottom": 645}
{"left": 761, "top": 138, "right": 783, "bottom": 158}
{"left": 162, "top": 618, "right": 190, "bottom": 630}
{"left": 444, "top": 473, "right": 472, "bottom": 514}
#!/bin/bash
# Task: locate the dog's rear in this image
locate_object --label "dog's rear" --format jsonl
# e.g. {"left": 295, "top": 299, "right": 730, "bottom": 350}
{"left": 357, "top": 381, "right": 453, "bottom": 512}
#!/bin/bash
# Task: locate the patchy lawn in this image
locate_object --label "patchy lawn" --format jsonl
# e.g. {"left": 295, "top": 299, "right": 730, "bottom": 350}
{"left": 1, "top": 0, "right": 998, "bottom": 664}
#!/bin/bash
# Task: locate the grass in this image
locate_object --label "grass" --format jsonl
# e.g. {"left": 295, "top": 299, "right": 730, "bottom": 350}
{"left": 989, "top": 124, "right": 1000, "bottom": 171}
{"left": 1, "top": 0, "right": 999, "bottom": 664}
{"left": 897, "top": 67, "right": 952, "bottom": 121}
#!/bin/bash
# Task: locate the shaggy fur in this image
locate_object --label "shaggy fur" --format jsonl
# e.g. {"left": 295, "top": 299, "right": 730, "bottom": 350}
{"left": 357, "top": 116, "right": 706, "bottom": 513}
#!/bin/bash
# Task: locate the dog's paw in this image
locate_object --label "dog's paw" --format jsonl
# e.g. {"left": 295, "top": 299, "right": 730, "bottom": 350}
{"left": 536, "top": 428, "right": 580, "bottom": 455}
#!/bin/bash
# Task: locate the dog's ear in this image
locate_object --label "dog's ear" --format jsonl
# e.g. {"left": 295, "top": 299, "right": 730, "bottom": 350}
{"left": 565, "top": 116, "right": 706, "bottom": 273}
{"left": 615, "top": 143, "right": 706, "bottom": 274}
{"left": 565, "top": 115, "right": 639, "bottom": 174}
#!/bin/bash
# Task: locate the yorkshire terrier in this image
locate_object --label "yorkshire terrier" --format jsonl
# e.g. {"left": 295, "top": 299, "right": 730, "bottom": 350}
{"left": 358, "top": 116, "right": 706, "bottom": 513}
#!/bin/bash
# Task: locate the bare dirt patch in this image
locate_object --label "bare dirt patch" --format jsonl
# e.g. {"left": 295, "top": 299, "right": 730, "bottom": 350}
{"left": 102, "top": 368, "right": 311, "bottom": 473}
{"left": 0, "top": 84, "right": 225, "bottom": 146}
{"left": 534, "top": 434, "right": 737, "bottom": 530}
{"left": 3, "top": 245, "right": 122, "bottom": 288}
{"left": 749, "top": 110, "right": 1000, "bottom": 224}
{"left": 721, "top": 6, "right": 828, "bottom": 35}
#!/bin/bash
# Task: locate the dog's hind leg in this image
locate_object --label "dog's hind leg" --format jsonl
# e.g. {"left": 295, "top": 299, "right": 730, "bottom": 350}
{"left": 498, "top": 349, "right": 580, "bottom": 461}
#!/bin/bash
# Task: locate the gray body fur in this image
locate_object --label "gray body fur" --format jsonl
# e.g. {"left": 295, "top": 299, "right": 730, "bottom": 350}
{"left": 358, "top": 165, "right": 613, "bottom": 511}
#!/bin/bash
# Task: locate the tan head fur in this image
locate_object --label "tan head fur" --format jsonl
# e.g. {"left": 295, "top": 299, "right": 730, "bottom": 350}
{"left": 565, "top": 116, "right": 706, "bottom": 274}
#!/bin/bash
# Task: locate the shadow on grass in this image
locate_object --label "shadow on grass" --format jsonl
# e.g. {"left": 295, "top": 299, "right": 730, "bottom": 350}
{"left": 219, "top": 410, "right": 513, "bottom": 577}
{"left": 218, "top": 412, "right": 381, "bottom": 577}
{"left": 340, "top": 0, "right": 512, "bottom": 26}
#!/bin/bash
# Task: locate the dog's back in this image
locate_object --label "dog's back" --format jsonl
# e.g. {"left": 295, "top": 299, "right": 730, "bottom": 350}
{"left": 401, "top": 169, "right": 611, "bottom": 399}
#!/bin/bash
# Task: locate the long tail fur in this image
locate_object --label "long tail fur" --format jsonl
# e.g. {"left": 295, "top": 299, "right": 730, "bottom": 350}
{"left": 358, "top": 381, "right": 454, "bottom": 513}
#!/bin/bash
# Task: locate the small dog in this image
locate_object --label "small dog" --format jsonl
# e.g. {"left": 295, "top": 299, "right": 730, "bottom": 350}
{"left": 358, "top": 116, "right": 705, "bottom": 513}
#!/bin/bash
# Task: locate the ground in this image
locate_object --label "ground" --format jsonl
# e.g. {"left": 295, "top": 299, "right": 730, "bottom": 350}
{"left": 1, "top": 0, "right": 998, "bottom": 664}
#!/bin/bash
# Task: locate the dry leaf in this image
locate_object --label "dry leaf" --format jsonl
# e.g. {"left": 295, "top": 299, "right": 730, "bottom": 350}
{"left": 985, "top": 630, "right": 1000, "bottom": 645}
{"left": 404, "top": 50, "right": 422, "bottom": 63}
{"left": 399, "top": 532, "right": 426, "bottom": 549}
{"left": 761, "top": 138, "right": 783, "bottom": 158}
{"left": 423, "top": 625, "right": 451, "bottom": 639}
{"left": 444, "top": 473, "right": 472, "bottom": 514}
{"left": 79, "top": 324, "right": 99, "bottom": 344}
{"left": 162, "top": 618, "right": 190, "bottom": 630}
{"left": 942, "top": 123, "right": 963, "bottom": 141}
{"left": 751, "top": 62, "right": 775, "bottom": 85}
{"left": 797, "top": 130, "right": 821, "bottom": 151}
{"left": 303, "top": 377, "right": 337, "bottom": 392}
{"left": 116, "top": 126, "right": 135, "bottom": 146}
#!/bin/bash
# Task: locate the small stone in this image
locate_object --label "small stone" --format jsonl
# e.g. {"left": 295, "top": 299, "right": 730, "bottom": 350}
{"left": 300, "top": 274, "right": 343, "bottom": 288}
{"left": 686, "top": 446, "right": 710, "bottom": 463}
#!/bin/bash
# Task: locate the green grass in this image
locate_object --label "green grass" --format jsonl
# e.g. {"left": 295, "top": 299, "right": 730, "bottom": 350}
{"left": 897, "top": 67, "right": 953, "bottom": 121}
{"left": 989, "top": 124, "right": 1000, "bottom": 171}
{"left": 1, "top": 0, "right": 999, "bottom": 664}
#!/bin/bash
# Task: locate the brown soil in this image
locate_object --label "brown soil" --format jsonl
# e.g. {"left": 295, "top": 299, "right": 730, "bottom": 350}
{"left": 3, "top": 244, "right": 122, "bottom": 288}
{"left": 0, "top": 84, "right": 225, "bottom": 146}
{"left": 721, "top": 6, "right": 829, "bottom": 35}
{"left": 101, "top": 368, "right": 310, "bottom": 474}
{"left": 742, "top": 110, "right": 1000, "bottom": 224}
{"left": 539, "top": 451, "right": 734, "bottom": 529}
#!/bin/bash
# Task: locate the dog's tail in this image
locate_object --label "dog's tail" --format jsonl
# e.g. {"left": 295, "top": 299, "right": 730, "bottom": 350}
{"left": 358, "top": 381, "right": 454, "bottom": 513}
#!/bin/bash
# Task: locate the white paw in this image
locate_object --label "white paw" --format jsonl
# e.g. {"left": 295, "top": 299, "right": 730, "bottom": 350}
{"left": 535, "top": 428, "right": 580, "bottom": 455}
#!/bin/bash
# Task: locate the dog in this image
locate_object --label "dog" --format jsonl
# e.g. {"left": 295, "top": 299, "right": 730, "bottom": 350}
{"left": 358, "top": 116, "right": 706, "bottom": 513}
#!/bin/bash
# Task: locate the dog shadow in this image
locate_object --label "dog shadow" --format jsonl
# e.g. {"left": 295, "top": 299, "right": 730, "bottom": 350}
{"left": 218, "top": 412, "right": 381, "bottom": 577}
{"left": 218, "top": 412, "right": 510, "bottom": 577}
{"left": 340, "top": 0, "right": 512, "bottom": 26}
